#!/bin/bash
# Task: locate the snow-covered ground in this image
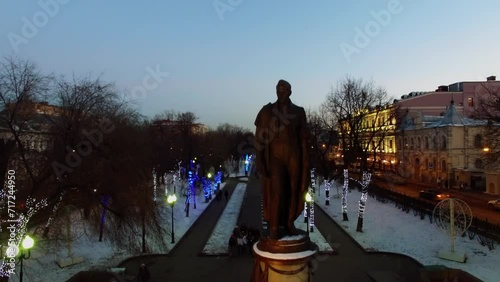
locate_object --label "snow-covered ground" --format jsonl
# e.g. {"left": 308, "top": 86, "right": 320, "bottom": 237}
{"left": 13, "top": 161, "right": 497, "bottom": 281}
{"left": 202, "top": 181, "right": 334, "bottom": 255}
{"left": 315, "top": 181, "right": 500, "bottom": 282}
{"left": 202, "top": 182, "right": 248, "bottom": 255}
{"left": 7, "top": 182, "right": 225, "bottom": 282}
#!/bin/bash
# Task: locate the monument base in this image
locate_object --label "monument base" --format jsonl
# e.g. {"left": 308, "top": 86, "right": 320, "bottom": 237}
{"left": 438, "top": 249, "right": 467, "bottom": 263}
{"left": 251, "top": 232, "right": 317, "bottom": 282}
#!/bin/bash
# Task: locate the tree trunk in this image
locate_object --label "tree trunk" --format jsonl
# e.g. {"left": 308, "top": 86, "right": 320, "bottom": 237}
{"left": 356, "top": 217, "right": 363, "bottom": 232}
{"left": 142, "top": 209, "right": 146, "bottom": 253}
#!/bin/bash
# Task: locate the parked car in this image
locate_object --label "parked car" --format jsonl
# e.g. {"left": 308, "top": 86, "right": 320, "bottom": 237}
{"left": 487, "top": 199, "right": 500, "bottom": 210}
{"left": 419, "top": 189, "right": 450, "bottom": 201}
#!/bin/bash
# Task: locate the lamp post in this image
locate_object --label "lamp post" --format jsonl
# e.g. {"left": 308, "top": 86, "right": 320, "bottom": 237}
{"left": 167, "top": 194, "right": 177, "bottom": 244}
{"left": 207, "top": 172, "right": 213, "bottom": 200}
{"left": 19, "top": 235, "right": 35, "bottom": 282}
{"left": 305, "top": 192, "right": 312, "bottom": 237}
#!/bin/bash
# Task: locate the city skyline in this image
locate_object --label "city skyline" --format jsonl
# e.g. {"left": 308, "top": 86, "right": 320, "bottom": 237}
{"left": 1, "top": 0, "right": 499, "bottom": 130}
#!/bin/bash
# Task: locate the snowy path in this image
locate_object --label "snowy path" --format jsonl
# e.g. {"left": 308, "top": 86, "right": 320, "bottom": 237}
{"left": 202, "top": 182, "right": 247, "bottom": 254}
{"left": 315, "top": 181, "right": 500, "bottom": 282}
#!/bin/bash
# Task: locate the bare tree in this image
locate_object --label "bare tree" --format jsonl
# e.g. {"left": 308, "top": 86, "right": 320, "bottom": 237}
{"left": 323, "top": 76, "right": 396, "bottom": 173}
{"left": 473, "top": 83, "right": 500, "bottom": 167}
{"left": 151, "top": 110, "right": 202, "bottom": 177}
{"left": 306, "top": 106, "right": 339, "bottom": 179}
{"left": 0, "top": 57, "right": 53, "bottom": 196}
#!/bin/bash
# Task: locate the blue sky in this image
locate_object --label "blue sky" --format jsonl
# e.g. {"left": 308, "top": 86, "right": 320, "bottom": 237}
{"left": 1, "top": 0, "right": 499, "bottom": 130}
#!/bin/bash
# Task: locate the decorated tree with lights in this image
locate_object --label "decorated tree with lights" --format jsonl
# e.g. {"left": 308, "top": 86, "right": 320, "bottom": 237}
{"left": 309, "top": 168, "right": 316, "bottom": 232}
{"left": 355, "top": 171, "right": 372, "bottom": 232}
{"left": 341, "top": 169, "right": 349, "bottom": 221}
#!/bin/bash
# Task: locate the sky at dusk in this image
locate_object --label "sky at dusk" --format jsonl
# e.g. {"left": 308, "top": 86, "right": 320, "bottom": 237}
{"left": 1, "top": 0, "right": 500, "bottom": 130}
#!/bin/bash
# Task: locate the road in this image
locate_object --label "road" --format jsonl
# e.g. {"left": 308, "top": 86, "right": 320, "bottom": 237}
{"left": 373, "top": 178, "right": 500, "bottom": 225}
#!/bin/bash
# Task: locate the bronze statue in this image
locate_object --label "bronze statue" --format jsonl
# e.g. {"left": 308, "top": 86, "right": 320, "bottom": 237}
{"left": 254, "top": 79, "right": 309, "bottom": 240}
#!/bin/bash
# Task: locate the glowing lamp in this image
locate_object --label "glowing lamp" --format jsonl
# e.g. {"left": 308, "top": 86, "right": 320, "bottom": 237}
{"left": 305, "top": 192, "right": 312, "bottom": 203}
{"left": 22, "top": 235, "right": 34, "bottom": 250}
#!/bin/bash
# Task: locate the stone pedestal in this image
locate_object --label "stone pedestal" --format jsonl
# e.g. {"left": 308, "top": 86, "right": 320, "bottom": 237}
{"left": 251, "top": 232, "right": 317, "bottom": 282}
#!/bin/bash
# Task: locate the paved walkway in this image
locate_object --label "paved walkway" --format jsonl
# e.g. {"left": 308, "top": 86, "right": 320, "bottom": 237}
{"left": 69, "top": 175, "right": 429, "bottom": 282}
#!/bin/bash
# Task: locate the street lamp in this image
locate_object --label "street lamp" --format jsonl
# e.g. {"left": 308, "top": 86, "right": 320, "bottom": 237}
{"left": 20, "top": 235, "right": 35, "bottom": 282}
{"left": 167, "top": 194, "right": 177, "bottom": 243}
{"left": 305, "top": 192, "right": 313, "bottom": 237}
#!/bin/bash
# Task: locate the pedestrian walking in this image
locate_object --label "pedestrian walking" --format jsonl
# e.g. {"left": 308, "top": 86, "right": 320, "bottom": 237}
{"left": 228, "top": 233, "right": 237, "bottom": 258}
{"left": 217, "top": 189, "right": 222, "bottom": 201}
{"left": 137, "top": 263, "right": 151, "bottom": 282}
{"left": 237, "top": 234, "right": 244, "bottom": 255}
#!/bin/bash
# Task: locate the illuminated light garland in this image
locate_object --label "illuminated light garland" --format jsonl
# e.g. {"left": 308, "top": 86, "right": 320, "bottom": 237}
{"left": 187, "top": 170, "right": 193, "bottom": 205}
{"left": 356, "top": 172, "right": 372, "bottom": 219}
{"left": 342, "top": 169, "right": 349, "bottom": 220}
{"left": 192, "top": 164, "right": 199, "bottom": 209}
{"left": 309, "top": 168, "right": 316, "bottom": 232}
{"left": 303, "top": 199, "right": 308, "bottom": 222}
{"left": 153, "top": 168, "right": 157, "bottom": 201}
{"left": 325, "top": 179, "right": 331, "bottom": 205}
{"left": 45, "top": 191, "right": 66, "bottom": 230}
{"left": 100, "top": 195, "right": 110, "bottom": 226}
{"left": 245, "top": 154, "right": 250, "bottom": 175}
{"left": 202, "top": 177, "right": 210, "bottom": 202}
{"left": 214, "top": 171, "right": 222, "bottom": 191}
{"left": 0, "top": 197, "right": 48, "bottom": 277}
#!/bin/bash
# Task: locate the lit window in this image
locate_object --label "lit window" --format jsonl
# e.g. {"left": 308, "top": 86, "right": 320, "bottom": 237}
{"left": 468, "top": 97, "right": 474, "bottom": 107}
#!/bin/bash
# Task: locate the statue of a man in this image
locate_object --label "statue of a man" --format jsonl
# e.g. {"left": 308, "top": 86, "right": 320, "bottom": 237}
{"left": 254, "top": 79, "right": 309, "bottom": 240}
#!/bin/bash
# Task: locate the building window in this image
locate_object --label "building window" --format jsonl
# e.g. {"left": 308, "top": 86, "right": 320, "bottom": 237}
{"left": 410, "top": 138, "right": 414, "bottom": 149}
{"left": 467, "top": 97, "right": 474, "bottom": 107}
{"left": 427, "top": 159, "right": 433, "bottom": 170}
{"left": 475, "top": 159, "right": 483, "bottom": 169}
{"left": 425, "top": 137, "right": 429, "bottom": 149}
{"left": 417, "top": 137, "right": 421, "bottom": 149}
{"left": 389, "top": 140, "right": 393, "bottom": 150}
{"left": 474, "top": 134, "right": 482, "bottom": 148}
{"left": 441, "top": 136, "right": 447, "bottom": 149}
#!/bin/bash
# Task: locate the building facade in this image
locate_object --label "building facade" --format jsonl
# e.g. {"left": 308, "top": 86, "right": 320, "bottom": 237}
{"left": 394, "top": 76, "right": 500, "bottom": 118}
{"left": 396, "top": 101, "right": 498, "bottom": 194}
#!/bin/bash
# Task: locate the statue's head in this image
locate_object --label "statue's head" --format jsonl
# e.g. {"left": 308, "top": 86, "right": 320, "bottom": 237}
{"left": 276, "top": 79, "right": 291, "bottom": 102}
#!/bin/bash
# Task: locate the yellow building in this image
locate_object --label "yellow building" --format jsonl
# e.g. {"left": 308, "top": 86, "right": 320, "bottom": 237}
{"left": 338, "top": 105, "right": 397, "bottom": 170}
